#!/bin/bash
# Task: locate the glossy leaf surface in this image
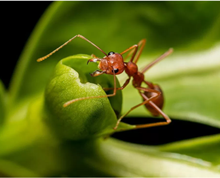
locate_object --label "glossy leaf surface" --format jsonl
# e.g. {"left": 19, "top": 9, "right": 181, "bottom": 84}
{"left": 44, "top": 54, "right": 132, "bottom": 140}
{"left": 2, "top": 1, "right": 220, "bottom": 176}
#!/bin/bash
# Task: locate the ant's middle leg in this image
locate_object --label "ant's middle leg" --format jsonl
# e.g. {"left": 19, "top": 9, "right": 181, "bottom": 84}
{"left": 103, "top": 77, "right": 131, "bottom": 91}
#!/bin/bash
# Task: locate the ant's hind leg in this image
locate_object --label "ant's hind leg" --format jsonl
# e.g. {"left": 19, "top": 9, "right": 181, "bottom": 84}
{"left": 141, "top": 48, "right": 173, "bottom": 74}
{"left": 114, "top": 87, "right": 161, "bottom": 130}
{"left": 135, "top": 99, "right": 171, "bottom": 129}
{"left": 115, "top": 100, "right": 171, "bottom": 130}
{"left": 134, "top": 90, "right": 171, "bottom": 129}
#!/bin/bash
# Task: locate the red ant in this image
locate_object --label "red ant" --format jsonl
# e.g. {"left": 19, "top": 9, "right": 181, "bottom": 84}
{"left": 37, "top": 34, "right": 173, "bottom": 130}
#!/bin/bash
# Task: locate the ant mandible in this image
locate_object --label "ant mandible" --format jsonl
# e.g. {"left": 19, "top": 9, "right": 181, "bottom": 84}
{"left": 37, "top": 34, "right": 173, "bottom": 130}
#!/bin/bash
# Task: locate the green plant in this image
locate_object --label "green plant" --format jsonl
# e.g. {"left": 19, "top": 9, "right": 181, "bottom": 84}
{"left": 1, "top": 1, "right": 220, "bottom": 176}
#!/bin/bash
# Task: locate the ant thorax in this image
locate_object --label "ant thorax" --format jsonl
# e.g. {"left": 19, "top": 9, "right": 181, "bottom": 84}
{"left": 124, "top": 61, "right": 138, "bottom": 76}
{"left": 99, "top": 53, "right": 125, "bottom": 75}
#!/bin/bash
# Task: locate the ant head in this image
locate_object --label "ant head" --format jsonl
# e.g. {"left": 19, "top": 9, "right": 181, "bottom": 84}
{"left": 88, "top": 51, "right": 125, "bottom": 77}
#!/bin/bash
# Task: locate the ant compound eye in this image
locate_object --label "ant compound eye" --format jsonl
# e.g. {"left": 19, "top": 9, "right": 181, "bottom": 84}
{"left": 108, "top": 51, "right": 115, "bottom": 56}
{"left": 112, "top": 68, "right": 119, "bottom": 74}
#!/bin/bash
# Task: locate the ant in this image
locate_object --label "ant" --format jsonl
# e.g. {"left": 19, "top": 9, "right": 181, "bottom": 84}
{"left": 37, "top": 34, "right": 173, "bottom": 130}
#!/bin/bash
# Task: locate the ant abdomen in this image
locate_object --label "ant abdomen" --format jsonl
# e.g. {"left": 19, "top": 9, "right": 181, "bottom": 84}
{"left": 144, "top": 84, "right": 164, "bottom": 116}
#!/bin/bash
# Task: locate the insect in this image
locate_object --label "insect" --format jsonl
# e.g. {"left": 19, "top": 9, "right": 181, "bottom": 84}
{"left": 37, "top": 34, "right": 173, "bottom": 130}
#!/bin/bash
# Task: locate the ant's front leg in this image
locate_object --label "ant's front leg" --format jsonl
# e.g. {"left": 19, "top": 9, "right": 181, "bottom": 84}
{"left": 133, "top": 39, "right": 146, "bottom": 64}
{"left": 103, "top": 77, "right": 131, "bottom": 91}
{"left": 121, "top": 39, "right": 146, "bottom": 63}
{"left": 91, "top": 54, "right": 98, "bottom": 58}
{"left": 120, "top": 44, "right": 138, "bottom": 62}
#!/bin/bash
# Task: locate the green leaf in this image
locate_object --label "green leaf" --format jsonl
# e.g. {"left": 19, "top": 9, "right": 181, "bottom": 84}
{"left": 102, "top": 138, "right": 220, "bottom": 176}
{"left": 0, "top": 96, "right": 50, "bottom": 157}
{"left": 44, "top": 54, "right": 134, "bottom": 140}
{"left": 159, "top": 134, "right": 220, "bottom": 165}
{"left": 0, "top": 80, "right": 6, "bottom": 124}
{"left": 0, "top": 159, "right": 39, "bottom": 177}
{"left": 61, "top": 138, "right": 220, "bottom": 177}
{"left": 5, "top": 1, "right": 220, "bottom": 177}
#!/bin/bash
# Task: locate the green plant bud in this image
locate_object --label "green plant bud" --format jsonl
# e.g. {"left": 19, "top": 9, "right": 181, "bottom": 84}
{"left": 44, "top": 54, "right": 133, "bottom": 140}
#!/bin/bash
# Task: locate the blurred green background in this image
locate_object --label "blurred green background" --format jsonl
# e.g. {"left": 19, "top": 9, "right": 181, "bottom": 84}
{"left": 1, "top": 1, "right": 220, "bottom": 177}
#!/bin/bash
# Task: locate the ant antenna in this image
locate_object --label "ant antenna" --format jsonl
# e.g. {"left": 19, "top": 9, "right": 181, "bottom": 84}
{"left": 37, "top": 34, "right": 108, "bottom": 62}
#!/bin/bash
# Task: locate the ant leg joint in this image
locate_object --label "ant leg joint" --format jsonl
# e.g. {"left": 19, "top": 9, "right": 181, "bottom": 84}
{"left": 167, "top": 118, "right": 172, "bottom": 124}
